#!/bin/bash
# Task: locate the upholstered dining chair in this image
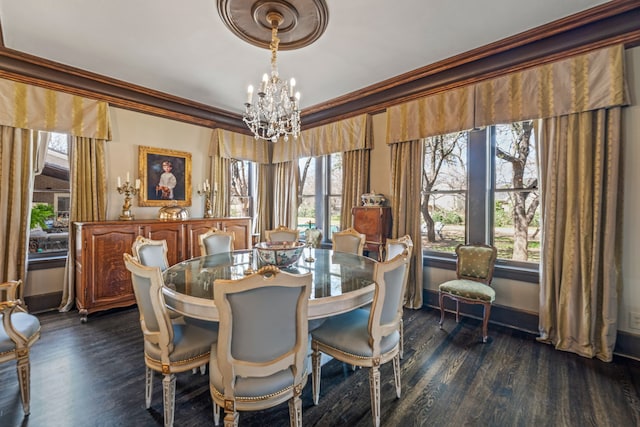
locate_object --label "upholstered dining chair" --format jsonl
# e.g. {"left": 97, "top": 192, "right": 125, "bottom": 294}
{"left": 0, "top": 280, "right": 40, "bottom": 416}
{"left": 384, "top": 235, "right": 414, "bottom": 358}
{"left": 438, "top": 243, "right": 498, "bottom": 343}
{"left": 265, "top": 225, "right": 299, "bottom": 242}
{"left": 311, "top": 252, "right": 410, "bottom": 427}
{"left": 123, "top": 253, "right": 218, "bottom": 427}
{"left": 131, "top": 236, "right": 169, "bottom": 271}
{"left": 210, "top": 265, "right": 312, "bottom": 427}
{"left": 332, "top": 227, "right": 366, "bottom": 256}
{"left": 199, "top": 228, "right": 235, "bottom": 256}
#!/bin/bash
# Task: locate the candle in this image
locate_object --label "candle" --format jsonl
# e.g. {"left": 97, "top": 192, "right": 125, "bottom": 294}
{"left": 246, "top": 85, "right": 253, "bottom": 104}
{"left": 117, "top": 176, "right": 121, "bottom": 187}
{"left": 214, "top": 182, "right": 218, "bottom": 192}
{"left": 289, "top": 78, "right": 295, "bottom": 97}
{"left": 197, "top": 184, "right": 201, "bottom": 192}
{"left": 126, "top": 171, "right": 130, "bottom": 183}
{"left": 135, "top": 179, "right": 140, "bottom": 189}
{"left": 260, "top": 73, "right": 268, "bottom": 92}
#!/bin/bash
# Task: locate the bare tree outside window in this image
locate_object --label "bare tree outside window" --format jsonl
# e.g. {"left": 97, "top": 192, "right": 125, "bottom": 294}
{"left": 230, "top": 159, "right": 252, "bottom": 217}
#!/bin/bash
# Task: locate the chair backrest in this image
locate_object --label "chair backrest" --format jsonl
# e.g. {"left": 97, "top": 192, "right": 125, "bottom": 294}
{"left": 265, "top": 225, "right": 299, "bottom": 242}
{"left": 199, "top": 228, "right": 235, "bottom": 255}
{"left": 385, "top": 235, "right": 414, "bottom": 261}
{"left": 368, "top": 252, "right": 410, "bottom": 355}
{"left": 305, "top": 228, "right": 323, "bottom": 248}
{"left": 455, "top": 243, "right": 498, "bottom": 285}
{"left": 332, "top": 227, "right": 366, "bottom": 256}
{"left": 123, "top": 253, "right": 173, "bottom": 354}
{"left": 131, "top": 236, "right": 169, "bottom": 271}
{"left": 213, "top": 266, "right": 311, "bottom": 394}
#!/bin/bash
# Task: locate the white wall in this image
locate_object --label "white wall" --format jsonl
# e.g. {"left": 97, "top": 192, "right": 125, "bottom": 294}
{"left": 106, "top": 108, "right": 214, "bottom": 221}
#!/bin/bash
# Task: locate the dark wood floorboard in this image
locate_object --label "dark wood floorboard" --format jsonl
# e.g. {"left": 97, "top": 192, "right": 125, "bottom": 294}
{"left": 2, "top": 306, "right": 640, "bottom": 427}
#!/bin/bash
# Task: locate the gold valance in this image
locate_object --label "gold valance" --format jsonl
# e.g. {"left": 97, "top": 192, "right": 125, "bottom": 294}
{"left": 273, "top": 114, "right": 371, "bottom": 163}
{"left": 211, "top": 128, "right": 271, "bottom": 164}
{"left": 474, "top": 44, "right": 626, "bottom": 127}
{"left": 386, "top": 86, "right": 475, "bottom": 144}
{"left": 0, "top": 77, "right": 111, "bottom": 139}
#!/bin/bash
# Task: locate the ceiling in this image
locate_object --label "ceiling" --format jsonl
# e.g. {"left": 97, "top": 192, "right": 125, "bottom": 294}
{"left": 0, "top": 0, "right": 610, "bottom": 117}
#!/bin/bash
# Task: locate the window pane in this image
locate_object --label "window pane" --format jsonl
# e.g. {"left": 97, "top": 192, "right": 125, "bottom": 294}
{"left": 493, "top": 121, "right": 540, "bottom": 263}
{"left": 328, "top": 195, "right": 341, "bottom": 239}
{"left": 230, "top": 159, "right": 253, "bottom": 218}
{"left": 329, "top": 153, "right": 342, "bottom": 194}
{"left": 421, "top": 132, "right": 468, "bottom": 255}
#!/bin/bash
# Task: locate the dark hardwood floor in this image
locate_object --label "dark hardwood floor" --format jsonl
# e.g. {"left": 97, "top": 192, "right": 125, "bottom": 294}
{"left": 2, "top": 306, "right": 640, "bottom": 427}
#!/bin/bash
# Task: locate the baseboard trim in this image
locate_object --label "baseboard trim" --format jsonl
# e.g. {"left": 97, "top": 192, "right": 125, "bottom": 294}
{"left": 24, "top": 291, "right": 63, "bottom": 314}
{"left": 422, "top": 289, "right": 640, "bottom": 360}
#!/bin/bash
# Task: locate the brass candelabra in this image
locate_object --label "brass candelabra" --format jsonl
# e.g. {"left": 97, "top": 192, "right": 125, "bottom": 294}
{"left": 197, "top": 179, "right": 217, "bottom": 218}
{"left": 117, "top": 178, "right": 140, "bottom": 220}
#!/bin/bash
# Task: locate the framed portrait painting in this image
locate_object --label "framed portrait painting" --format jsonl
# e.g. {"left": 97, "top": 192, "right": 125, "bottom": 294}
{"left": 138, "top": 146, "right": 192, "bottom": 207}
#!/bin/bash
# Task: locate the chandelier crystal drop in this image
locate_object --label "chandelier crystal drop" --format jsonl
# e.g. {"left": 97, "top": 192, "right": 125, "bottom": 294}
{"left": 243, "top": 12, "right": 301, "bottom": 143}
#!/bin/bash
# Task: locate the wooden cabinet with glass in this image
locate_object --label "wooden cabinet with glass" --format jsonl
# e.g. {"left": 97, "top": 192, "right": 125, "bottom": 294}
{"left": 352, "top": 207, "right": 392, "bottom": 261}
{"left": 74, "top": 217, "right": 251, "bottom": 322}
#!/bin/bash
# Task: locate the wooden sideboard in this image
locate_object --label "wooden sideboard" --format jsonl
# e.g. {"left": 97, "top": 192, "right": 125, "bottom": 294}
{"left": 352, "top": 207, "right": 392, "bottom": 261}
{"left": 74, "top": 217, "right": 251, "bottom": 322}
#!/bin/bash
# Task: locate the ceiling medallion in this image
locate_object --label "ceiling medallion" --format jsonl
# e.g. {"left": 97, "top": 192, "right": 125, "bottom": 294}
{"left": 217, "top": 0, "right": 329, "bottom": 50}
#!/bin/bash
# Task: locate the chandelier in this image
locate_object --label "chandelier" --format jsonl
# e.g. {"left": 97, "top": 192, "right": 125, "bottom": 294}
{"left": 243, "top": 11, "right": 301, "bottom": 142}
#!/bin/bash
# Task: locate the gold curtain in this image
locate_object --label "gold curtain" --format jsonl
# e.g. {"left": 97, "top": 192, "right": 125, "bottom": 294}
{"left": 386, "top": 86, "right": 475, "bottom": 143}
{"left": 60, "top": 137, "right": 107, "bottom": 311}
{"left": 390, "top": 139, "right": 424, "bottom": 309}
{"left": 340, "top": 149, "right": 370, "bottom": 230}
{"left": 273, "top": 161, "right": 298, "bottom": 230}
{"left": 213, "top": 129, "right": 270, "bottom": 164}
{"left": 475, "top": 45, "right": 626, "bottom": 126}
{"left": 273, "top": 114, "right": 370, "bottom": 163}
{"left": 254, "top": 163, "right": 274, "bottom": 241}
{"left": 0, "top": 77, "right": 110, "bottom": 139}
{"left": 0, "top": 126, "right": 35, "bottom": 300}
{"left": 208, "top": 135, "right": 231, "bottom": 217}
{"left": 537, "top": 108, "right": 621, "bottom": 362}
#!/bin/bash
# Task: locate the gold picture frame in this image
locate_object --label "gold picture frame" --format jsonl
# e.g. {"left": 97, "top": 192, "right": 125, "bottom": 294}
{"left": 138, "top": 145, "right": 192, "bottom": 207}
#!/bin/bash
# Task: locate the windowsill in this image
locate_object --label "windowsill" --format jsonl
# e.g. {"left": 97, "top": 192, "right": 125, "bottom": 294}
{"left": 28, "top": 252, "right": 68, "bottom": 270}
{"left": 422, "top": 252, "right": 540, "bottom": 284}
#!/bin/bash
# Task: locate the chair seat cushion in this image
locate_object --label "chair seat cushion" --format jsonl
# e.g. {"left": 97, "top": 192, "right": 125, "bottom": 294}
{"left": 209, "top": 346, "right": 308, "bottom": 401}
{"left": 439, "top": 279, "right": 495, "bottom": 302}
{"left": 145, "top": 322, "right": 218, "bottom": 364}
{"left": 311, "top": 309, "right": 399, "bottom": 358}
{"left": 0, "top": 312, "right": 41, "bottom": 353}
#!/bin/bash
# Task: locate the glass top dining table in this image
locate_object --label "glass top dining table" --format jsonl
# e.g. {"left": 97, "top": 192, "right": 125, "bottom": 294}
{"left": 162, "top": 248, "right": 378, "bottom": 321}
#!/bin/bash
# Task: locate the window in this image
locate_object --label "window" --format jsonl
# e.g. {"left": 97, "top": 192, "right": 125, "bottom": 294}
{"left": 229, "top": 159, "right": 254, "bottom": 218}
{"left": 30, "top": 132, "right": 70, "bottom": 261}
{"left": 297, "top": 153, "right": 343, "bottom": 242}
{"left": 421, "top": 121, "right": 540, "bottom": 270}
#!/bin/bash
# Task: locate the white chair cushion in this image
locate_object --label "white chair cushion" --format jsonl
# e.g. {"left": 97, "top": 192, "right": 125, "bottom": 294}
{"left": 0, "top": 312, "right": 41, "bottom": 353}
{"left": 144, "top": 322, "right": 218, "bottom": 364}
{"left": 311, "top": 309, "right": 399, "bottom": 357}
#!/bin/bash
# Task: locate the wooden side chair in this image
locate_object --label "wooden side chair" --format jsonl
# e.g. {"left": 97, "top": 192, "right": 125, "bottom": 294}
{"left": 131, "top": 236, "right": 169, "bottom": 271}
{"left": 311, "top": 252, "right": 410, "bottom": 427}
{"left": 199, "top": 228, "right": 235, "bottom": 256}
{"left": 210, "top": 266, "right": 312, "bottom": 427}
{"left": 123, "top": 254, "right": 218, "bottom": 427}
{"left": 265, "top": 225, "right": 299, "bottom": 242}
{"left": 438, "top": 243, "right": 498, "bottom": 343}
{"left": 0, "top": 280, "right": 40, "bottom": 416}
{"left": 332, "top": 227, "right": 366, "bottom": 256}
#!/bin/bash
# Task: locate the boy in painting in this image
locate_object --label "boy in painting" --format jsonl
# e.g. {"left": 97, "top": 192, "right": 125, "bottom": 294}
{"left": 156, "top": 160, "right": 177, "bottom": 199}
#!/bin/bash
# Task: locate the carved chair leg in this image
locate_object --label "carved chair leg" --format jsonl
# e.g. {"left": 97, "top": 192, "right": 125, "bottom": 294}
{"left": 213, "top": 401, "right": 220, "bottom": 426}
{"left": 16, "top": 353, "right": 31, "bottom": 415}
{"left": 145, "top": 366, "right": 153, "bottom": 409}
{"left": 223, "top": 409, "right": 239, "bottom": 427}
{"left": 482, "top": 303, "right": 492, "bottom": 343}
{"left": 311, "top": 344, "right": 321, "bottom": 405}
{"left": 400, "top": 318, "right": 404, "bottom": 359}
{"left": 393, "top": 353, "right": 401, "bottom": 399}
{"left": 438, "top": 292, "right": 445, "bottom": 329}
{"left": 455, "top": 300, "right": 460, "bottom": 323}
{"left": 162, "top": 373, "right": 176, "bottom": 427}
{"left": 289, "top": 394, "right": 302, "bottom": 427}
{"left": 369, "top": 366, "right": 381, "bottom": 427}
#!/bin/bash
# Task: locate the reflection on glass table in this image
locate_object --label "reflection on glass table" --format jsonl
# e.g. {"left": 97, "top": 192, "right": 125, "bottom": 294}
{"left": 162, "top": 248, "right": 377, "bottom": 321}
